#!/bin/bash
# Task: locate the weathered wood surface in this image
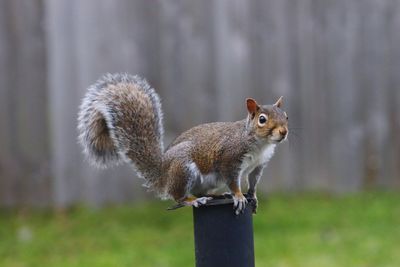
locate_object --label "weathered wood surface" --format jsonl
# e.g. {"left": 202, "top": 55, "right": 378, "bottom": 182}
{"left": 0, "top": 0, "right": 50, "bottom": 207}
{"left": 0, "top": 0, "right": 399, "bottom": 206}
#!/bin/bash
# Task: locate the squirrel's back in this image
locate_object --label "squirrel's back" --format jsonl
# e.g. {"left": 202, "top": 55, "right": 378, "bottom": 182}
{"left": 77, "top": 74, "right": 164, "bottom": 187}
{"left": 165, "top": 120, "right": 252, "bottom": 174}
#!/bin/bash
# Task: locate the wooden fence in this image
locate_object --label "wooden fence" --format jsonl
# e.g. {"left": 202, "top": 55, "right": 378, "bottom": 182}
{"left": 0, "top": 0, "right": 399, "bottom": 207}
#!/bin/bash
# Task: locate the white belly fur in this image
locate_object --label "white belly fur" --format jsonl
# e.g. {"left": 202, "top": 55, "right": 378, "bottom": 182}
{"left": 239, "top": 143, "right": 276, "bottom": 178}
{"left": 187, "top": 163, "right": 225, "bottom": 195}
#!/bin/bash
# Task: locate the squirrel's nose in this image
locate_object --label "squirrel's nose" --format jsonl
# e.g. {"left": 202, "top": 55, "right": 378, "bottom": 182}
{"left": 279, "top": 128, "right": 287, "bottom": 136}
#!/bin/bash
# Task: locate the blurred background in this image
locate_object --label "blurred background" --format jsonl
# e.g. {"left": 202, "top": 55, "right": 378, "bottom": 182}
{"left": 1, "top": 0, "right": 399, "bottom": 208}
{"left": 0, "top": 1, "right": 399, "bottom": 266}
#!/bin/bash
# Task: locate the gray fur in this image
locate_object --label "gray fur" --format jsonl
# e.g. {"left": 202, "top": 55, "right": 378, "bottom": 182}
{"left": 77, "top": 73, "right": 164, "bottom": 188}
{"left": 78, "top": 73, "right": 288, "bottom": 210}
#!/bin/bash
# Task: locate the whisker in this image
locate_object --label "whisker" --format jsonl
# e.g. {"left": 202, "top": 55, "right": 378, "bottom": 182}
{"left": 289, "top": 131, "right": 301, "bottom": 138}
{"left": 286, "top": 129, "right": 302, "bottom": 151}
{"left": 288, "top": 138, "right": 298, "bottom": 151}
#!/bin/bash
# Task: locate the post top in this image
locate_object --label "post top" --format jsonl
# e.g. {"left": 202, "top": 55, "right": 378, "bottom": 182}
{"left": 167, "top": 194, "right": 255, "bottom": 210}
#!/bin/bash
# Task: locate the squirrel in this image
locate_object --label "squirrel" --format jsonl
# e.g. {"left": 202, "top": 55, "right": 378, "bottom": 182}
{"left": 78, "top": 73, "right": 288, "bottom": 214}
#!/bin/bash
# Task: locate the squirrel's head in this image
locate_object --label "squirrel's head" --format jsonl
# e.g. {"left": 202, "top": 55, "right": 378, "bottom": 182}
{"left": 246, "top": 97, "right": 288, "bottom": 144}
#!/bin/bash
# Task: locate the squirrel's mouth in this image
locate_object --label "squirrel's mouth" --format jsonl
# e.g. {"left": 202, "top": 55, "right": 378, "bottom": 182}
{"left": 269, "top": 134, "right": 287, "bottom": 144}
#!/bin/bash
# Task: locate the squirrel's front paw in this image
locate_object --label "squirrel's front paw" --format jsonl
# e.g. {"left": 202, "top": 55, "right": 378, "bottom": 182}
{"left": 233, "top": 193, "right": 247, "bottom": 215}
{"left": 246, "top": 192, "right": 258, "bottom": 214}
{"left": 251, "top": 196, "right": 258, "bottom": 214}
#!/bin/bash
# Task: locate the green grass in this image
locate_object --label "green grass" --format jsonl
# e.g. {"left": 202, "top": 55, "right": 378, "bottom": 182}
{"left": 0, "top": 192, "right": 399, "bottom": 267}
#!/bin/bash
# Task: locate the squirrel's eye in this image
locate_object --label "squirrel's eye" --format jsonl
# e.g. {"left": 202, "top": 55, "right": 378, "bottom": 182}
{"left": 258, "top": 114, "right": 267, "bottom": 126}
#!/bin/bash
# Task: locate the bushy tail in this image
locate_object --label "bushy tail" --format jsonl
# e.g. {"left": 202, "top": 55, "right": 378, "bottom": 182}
{"left": 78, "top": 73, "right": 164, "bottom": 187}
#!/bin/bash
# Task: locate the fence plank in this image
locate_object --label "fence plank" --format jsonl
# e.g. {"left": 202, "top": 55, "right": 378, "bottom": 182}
{"left": 0, "top": 0, "right": 50, "bottom": 207}
{"left": 158, "top": 0, "right": 217, "bottom": 135}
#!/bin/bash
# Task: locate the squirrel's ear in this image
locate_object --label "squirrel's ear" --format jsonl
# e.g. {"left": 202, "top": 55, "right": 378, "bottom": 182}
{"left": 246, "top": 98, "right": 259, "bottom": 117}
{"left": 273, "top": 96, "right": 283, "bottom": 108}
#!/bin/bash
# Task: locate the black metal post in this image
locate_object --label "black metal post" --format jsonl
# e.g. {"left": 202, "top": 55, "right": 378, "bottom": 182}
{"left": 193, "top": 196, "right": 255, "bottom": 267}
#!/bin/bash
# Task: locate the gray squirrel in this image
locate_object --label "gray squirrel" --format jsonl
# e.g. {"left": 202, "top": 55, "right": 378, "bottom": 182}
{"left": 78, "top": 73, "right": 288, "bottom": 214}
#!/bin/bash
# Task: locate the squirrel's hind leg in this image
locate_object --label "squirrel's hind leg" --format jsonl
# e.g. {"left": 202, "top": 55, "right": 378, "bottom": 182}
{"left": 165, "top": 158, "right": 212, "bottom": 208}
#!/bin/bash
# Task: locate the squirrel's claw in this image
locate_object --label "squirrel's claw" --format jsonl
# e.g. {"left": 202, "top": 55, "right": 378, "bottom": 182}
{"left": 233, "top": 194, "right": 247, "bottom": 215}
{"left": 183, "top": 196, "right": 213, "bottom": 208}
{"left": 251, "top": 196, "right": 258, "bottom": 214}
{"left": 246, "top": 193, "right": 258, "bottom": 214}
